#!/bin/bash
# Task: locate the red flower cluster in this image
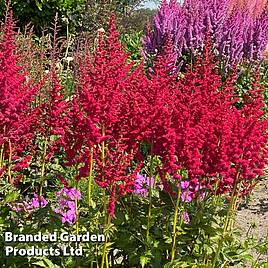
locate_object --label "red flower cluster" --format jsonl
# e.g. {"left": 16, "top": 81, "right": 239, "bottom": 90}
{"left": 169, "top": 36, "right": 267, "bottom": 197}
{"left": 2, "top": 10, "right": 266, "bottom": 216}
{"left": 35, "top": 68, "right": 68, "bottom": 161}
{"left": 0, "top": 10, "right": 38, "bottom": 183}
{"left": 71, "top": 18, "right": 268, "bottom": 214}
{"left": 65, "top": 16, "right": 140, "bottom": 216}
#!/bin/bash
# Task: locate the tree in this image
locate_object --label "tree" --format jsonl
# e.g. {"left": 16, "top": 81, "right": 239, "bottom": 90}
{"left": 0, "top": 0, "right": 153, "bottom": 35}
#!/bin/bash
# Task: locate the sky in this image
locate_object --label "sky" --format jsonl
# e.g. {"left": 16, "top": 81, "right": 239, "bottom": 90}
{"left": 142, "top": 0, "right": 184, "bottom": 9}
{"left": 142, "top": 0, "right": 160, "bottom": 9}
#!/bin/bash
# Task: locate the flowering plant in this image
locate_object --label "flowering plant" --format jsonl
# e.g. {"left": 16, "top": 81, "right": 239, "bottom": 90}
{"left": 54, "top": 187, "right": 81, "bottom": 224}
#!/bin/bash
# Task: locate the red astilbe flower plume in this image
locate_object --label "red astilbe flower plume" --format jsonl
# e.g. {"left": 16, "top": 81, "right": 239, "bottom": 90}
{"left": 72, "top": 15, "right": 141, "bottom": 216}
{"left": 33, "top": 13, "right": 69, "bottom": 164}
{"left": 79, "top": 15, "right": 131, "bottom": 136}
{"left": 146, "top": 34, "right": 180, "bottom": 178}
{"left": 35, "top": 68, "right": 68, "bottom": 160}
{"left": 0, "top": 9, "right": 39, "bottom": 184}
{"left": 94, "top": 140, "right": 137, "bottom": 217}
{"left": 171, "top": 35, "right": 225, "bottom": 193}
{"left": 172, "top": 34, "right": 268, "bottom": 198}
{"left": 63, "top": 92, "right": 100, "bottom": 180}
{"left": 117, "top": 33, "right": 180, "bottom": 193}
{"left": 218, "top": 75, "right": 268, "bottom": 195}
{"left": 118, "top": 34, "right": 184, "bottom": 192}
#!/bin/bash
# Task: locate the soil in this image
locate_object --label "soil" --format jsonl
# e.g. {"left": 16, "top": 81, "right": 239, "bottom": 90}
{"left": 236, "top": 179, "right": 268, "bottom": 265}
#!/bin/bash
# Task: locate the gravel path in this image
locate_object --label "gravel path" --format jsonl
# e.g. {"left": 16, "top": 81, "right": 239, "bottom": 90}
{"left": 236, "top": 180, "right": 268, "bottom": 265}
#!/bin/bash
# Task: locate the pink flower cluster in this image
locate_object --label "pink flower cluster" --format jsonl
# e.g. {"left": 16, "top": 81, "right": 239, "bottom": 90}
{"left": 54, "top": 187, "right": 81, "bottom": 225}
{"left": 10, "top": 193, "right": 48, "bottom": 213}
{"left": 134, "top": 173, "right": 154, "bottom": 197}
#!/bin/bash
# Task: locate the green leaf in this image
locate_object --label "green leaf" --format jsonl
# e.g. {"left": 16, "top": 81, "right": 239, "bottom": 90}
{"left": 35, "top": 0, "right": 43, "bottom": 11}
{"left": 4, "top": 191, "right": 19, "bottom": 203}
{"left": 140, "top": 255, "right": 151, "bottom": 268}
{"left": 33, "top": 258, "right": 60, "bottom": 268}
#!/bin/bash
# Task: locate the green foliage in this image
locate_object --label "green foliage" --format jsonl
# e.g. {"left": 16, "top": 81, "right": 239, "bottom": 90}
{"left": 122, "top": 8, "right": 156, "bottom": 33}
{"left": 0, "top": 0, "right": 151, "bottom": 36}
{"left": 120, "top": 31, "right": 143, "bottom": 63}
{"left": 1, "top": 0, "right": 85, "bottom": 34}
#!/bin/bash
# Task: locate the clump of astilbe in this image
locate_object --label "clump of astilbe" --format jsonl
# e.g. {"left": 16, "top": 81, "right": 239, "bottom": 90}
{"left": 35, "top": 69, "right": 68, "bottom": 156}
{"left": 142, "top": 0, "right": 185, "bottom": 61}
{"left": 143, "top": 0, "right": 268, "bottom": 70}
{"left": 218, "top": 75, "right": 268, "bottom": 196}
{"left": 62, "top": 94, "right": 99, "bottom": 179}
{"left": 73, "top": 16, "right": 141, "bottom": 216}
{"left": 228, "top": 0, "right": 267, "bottom": 17}
{"left": 119, "top": 33, "right": 180, "bottom": 192}
{"left": 170, "top": 35, "right": 226, "bottom": 195}
{"left": 243, "top": 9, "right": 268, "bottom": 62}
{"left": 170, "top": 36, "right": 268, "bottom": 199}
{"left": 79, "top": 16, "right": 132, "bottom": 136}
{"left": 0, "top": 8, "right": 39, "bottom": 184}
{"left": 120, "top": 34, "right": 181, "bottom": 193}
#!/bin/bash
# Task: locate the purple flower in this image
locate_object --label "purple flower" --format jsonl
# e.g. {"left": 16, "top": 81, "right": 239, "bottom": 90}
{"left": 181, "top": 181, "right": 190, "bottom": 190}
{"left": 54, "top": 187, "right": 81, "bottom": 225}
{"left": 9, "top": 202, "right": 25, "bottom": 212}
{"left": 181, "top": 191, "right": 193, "bottom": 203}
{"left": 57, "top": 187, "right": 81, "bottom": 200}
{"left": 9, "top": 193, "right": 48, "bottom": 213}
{"left": 134, "top": 173, "right": 154, "bottom": 197}
{"left": 182, "top": 211, "right": 190, "bottom": 224}
{"left": 143, "top": 0, "right": 268, "bottom": 69}
{"left": 30, "top": 193, "right": 48, "bottom": 209}
{"left": 61, "top": 209, "right": 76, "bottom": 224}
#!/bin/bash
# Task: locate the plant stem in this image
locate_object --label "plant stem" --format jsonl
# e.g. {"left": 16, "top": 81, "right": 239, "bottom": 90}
{"left": 0, "top": 143, "right": 4, "bottom": 169}
{"left": 88, "top": 147, "right": 94, "bottom": 207}
{"left": 75, "top": 180, "right": 80, "bottom": 268}
{"left": 171, "top": 186, "right": 182, "bottom": 262}
{"left": 64, "top": 19, "right": 70, "bottom": 63}
{"left": 212, "top": 172, "right": 240, "bottom": 268}
{"left": 100, "top": 125, "right": 110, "bottom": 268}
{"left": 8, "top": 140, "right": 12, "bottom": 184}
{"left": 39, "top": 137, "right": 48, "bottom": 197}
{"left": 101, "top": 194, "right": 110, "bottom": 268}
{"left": 223, "top": 179, "right": 239, "bottom": 233}
{"left": 146, "top": 154, "right": 154, "bottom": 242}
{"left": 75, "top": 191, "right": 79, "bottom": 236}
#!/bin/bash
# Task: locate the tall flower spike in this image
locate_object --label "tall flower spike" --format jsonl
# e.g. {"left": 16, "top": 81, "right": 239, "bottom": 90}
{"left": 142, "top": 0, "right": 185, "bottom": 60}
{"left": 0, "top": 7, "right": 39, "bottom": 183}
{"left": 75, "top": 15, "right": 142, "bottom": 216}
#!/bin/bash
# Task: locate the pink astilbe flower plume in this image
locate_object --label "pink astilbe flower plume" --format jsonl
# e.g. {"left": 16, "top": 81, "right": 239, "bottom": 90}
{"left": 144, "top": 0, "right": 268, "bottom": 69}
{"left": 228, "top": 0, "right": 267, "bottom": 17}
